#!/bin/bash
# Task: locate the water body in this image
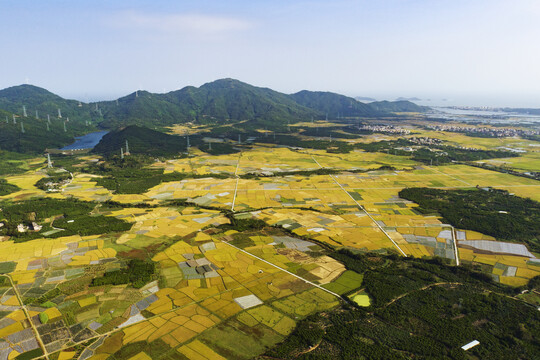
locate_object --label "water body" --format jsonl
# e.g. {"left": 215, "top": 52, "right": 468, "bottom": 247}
{"left": 429, "top": 107, "right": 540, "bottom": 125}
{"left": 61, "top": 131, "right": 108, "bottom": 150}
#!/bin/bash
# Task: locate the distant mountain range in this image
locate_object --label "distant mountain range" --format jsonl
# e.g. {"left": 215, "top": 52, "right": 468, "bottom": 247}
{"left": 396, "top": 97, "right": 422, "bottom": 102}
{"left": 369, "top": 100, "right": 429, "bottom": 113}
{"left": 355, "top": 96, "right": 377, "bottom": 102}
{"left": 0, "top": 79, "right": 430, "bottom": 153}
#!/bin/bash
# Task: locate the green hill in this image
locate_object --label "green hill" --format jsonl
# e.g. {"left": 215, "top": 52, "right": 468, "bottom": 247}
{"left": 92, "top": 125, "right": 188, "bottom": 157}
{"left": 0, "top": 108, "right": 97, "bottom": 154}
{"left": 0, "top": 84, "right": 100, "bottom": 123}
{"left": 93, "top": 90, "right": 190, "bottom": 130}
{"left": 96, "top": 79, "right": 320, "bottom": 128}
{"left": 0, "top": 80, "right": 432, "bottom": 150}
{"left": 290, "top": 91, "right": 428, "bottom": 118}
{"left": 290, "top": 90, "right": 380, "bottom": 118}
{"left": 369, "top": 100, "right": 429, "bottom": 113}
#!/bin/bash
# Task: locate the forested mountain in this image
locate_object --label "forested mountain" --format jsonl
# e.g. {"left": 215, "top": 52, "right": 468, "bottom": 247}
{"left": 369, "top": 100, "right": 429, "bottom": 113}
{"left": 0, "top": 108, "right": 95, "bottom": 153}
{"left": 0, "top": 80, "right": 430, "bottom": 142}
{"left": 0, "top": 84, "right": 99, "bottom": 123}
{"left": 290, "top": 90, "right": 381, "bottom": 118}
{"left": 96, "top": 79, "right": 320, "bottom": 128}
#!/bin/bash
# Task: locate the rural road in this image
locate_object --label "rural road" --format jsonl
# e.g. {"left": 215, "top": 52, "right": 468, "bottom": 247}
{"left": 309, "top": 153, "right": 408, "bottom": 257}
{"left": 0, "top": 274, "right": 50, "bottom": 360}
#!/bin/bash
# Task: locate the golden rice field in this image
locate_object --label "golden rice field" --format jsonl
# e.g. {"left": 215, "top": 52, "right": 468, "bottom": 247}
{"left": 0, "top": 135, "right": 539, "bottom": 359}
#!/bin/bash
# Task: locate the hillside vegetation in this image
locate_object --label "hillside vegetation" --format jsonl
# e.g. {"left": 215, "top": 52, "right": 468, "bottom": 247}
{"left": 0, "top": 108, "right": 97, "bottom": 153}
{"left": 0, "top": 80, "right": 427, "bottom": 144}
{"left": 265, "top": 252, "right": 540, "bottom": 360}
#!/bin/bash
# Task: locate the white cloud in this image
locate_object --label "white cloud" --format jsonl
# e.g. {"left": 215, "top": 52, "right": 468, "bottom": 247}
{"left": 109, "top": 11, "right": 253, "bottom": 35}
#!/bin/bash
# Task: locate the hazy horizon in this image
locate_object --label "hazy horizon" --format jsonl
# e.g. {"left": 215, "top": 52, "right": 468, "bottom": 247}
{"left": 3, "top": 80, "right": 537, "bottom": 109}
{"left": 1, "top": 0, "right": 539, "bottom": 108}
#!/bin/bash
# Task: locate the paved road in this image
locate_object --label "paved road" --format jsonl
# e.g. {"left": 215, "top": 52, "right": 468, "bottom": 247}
{"left": 231, "top": 153, "right": 242, "bottom": 212}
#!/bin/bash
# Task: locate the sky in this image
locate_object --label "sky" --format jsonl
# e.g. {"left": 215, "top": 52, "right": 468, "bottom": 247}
{"left": 1, "top": 0, "right": 539, "bottom": 107}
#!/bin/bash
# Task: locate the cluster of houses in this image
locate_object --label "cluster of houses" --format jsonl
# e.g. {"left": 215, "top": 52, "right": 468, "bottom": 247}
{"left": 356, "top": 124, "right": 411, "bottom": 135}
{"left": 0, "top": 221, "right": 42, "bottom": 234}
{"left": 426, "top": 124, "right": 540, "bottom": 138}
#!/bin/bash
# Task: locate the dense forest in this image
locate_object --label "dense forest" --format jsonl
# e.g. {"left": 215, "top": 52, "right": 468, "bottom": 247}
{"left": 92, "top": 125, "right": 188, "bottom": 157}
{"left": 0, "top": 179, "right": 19, "bottom": 196}
{"left": 91, "top": 259, "right": 156, "bottom": 288}
{"left": 0, "top": 198, "right": 132, "bottom": 241}
{"left": 52, "top": 214, "right": 132, "bottom": 237}
{"left": 399, "top": 188, "right": 540, "bottom": 253}
{"left": 0, "top": 149, "right": 34, "bottom": 175}
{"left": 34, "top": 171, "right": 71, "bottom": 191}
{"left": 265, "top": 253, "right": 540, "bottom": 360}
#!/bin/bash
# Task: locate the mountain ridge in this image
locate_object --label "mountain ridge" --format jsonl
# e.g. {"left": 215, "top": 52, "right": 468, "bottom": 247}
{"left": 0, "top": 79, "right": 431, "bottom": 132}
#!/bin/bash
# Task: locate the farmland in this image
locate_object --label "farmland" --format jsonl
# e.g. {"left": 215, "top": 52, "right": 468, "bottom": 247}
{"left": 0, "top": 123, "right": 539, "bottom": 360}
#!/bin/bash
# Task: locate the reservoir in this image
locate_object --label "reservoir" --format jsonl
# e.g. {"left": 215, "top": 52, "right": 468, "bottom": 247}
{"left": 61, "top": 131, "right": 109, "bottom": 150}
